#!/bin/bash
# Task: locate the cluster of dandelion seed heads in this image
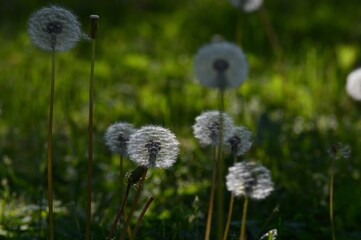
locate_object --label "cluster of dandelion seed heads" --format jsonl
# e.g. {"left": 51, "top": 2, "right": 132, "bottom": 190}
{"left": 104, "top": 122, "right": 136, "bottom": 156}
{"left": 193, "top": 111, "right": 234, "bottom": 146}
{"left": 194, "top": 41, "right": 248, "bottom": 89}
{"left": 226, "top": 126, "right": 252, "bottom": 156}
{"left": 226, "top": 161, "right": 273, "bottom": 200}
{"left": 229, "top": 0, "right": 263, "bottom": 12}
{"left": 28, "top": 5, "right": 82, "bottom": 51}
{"left": 346, "top": 68, "right": 361, "bottom": 101}
{"left": 127, "top": 126, "right": 180, "bottom": 168}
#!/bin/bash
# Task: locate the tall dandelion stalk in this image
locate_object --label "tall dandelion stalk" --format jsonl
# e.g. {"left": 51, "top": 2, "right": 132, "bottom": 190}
{"left": 194, "top": 39, "right": 248, "bottom": 239}
{"left": 193, "top": 111, "right": 234, "bottom": 240}
{"left": 226, "top": 161, "right": 274, "bottom": 240}
{"left": 86, "top": 14, "right": 99, "bottom": 240}
{"left": 27, "top": 6, "right": 81, "bottom": 240}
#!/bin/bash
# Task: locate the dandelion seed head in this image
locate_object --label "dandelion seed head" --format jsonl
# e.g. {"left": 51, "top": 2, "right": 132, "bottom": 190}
{"left": 346, "top": 68, "right": 361, "bottom": 101}
{"left": 229, "top": 0, "right": 263, "bottom": 12}
{"left": 226, "top": 126, "right": 252, "bottom": 156}
{"left": 28, "top": 5, "right": 82, "bottom": 51}
{"left": 327, "top": 143, "right": 351, "bottom": 160}
{"left": 104, "top": 122, "right": 136, "bottom": 156}
{"left": 127, "top": 126, "right": 180, "bottom": 168}
{"left": 194, "top": 41, "right": 248, "bottom": 89}
{"left": 226, "top": 161, "right": 274, "bottom": 200}
{"left": 193, "top": 111, "right": 234, "bottom": 146}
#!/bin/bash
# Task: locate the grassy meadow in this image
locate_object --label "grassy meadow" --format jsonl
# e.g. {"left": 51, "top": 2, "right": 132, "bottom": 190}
{"left": 0, "top": 0, "right": 360, "bottom": 239}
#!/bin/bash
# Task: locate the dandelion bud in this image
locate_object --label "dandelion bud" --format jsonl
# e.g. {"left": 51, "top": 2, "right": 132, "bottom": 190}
{"left": 104, "top": 122, "right": 136, "bottom": 157}
{"left": 193, "top": 111, "right": 234, "bottom": 146}
{"left": 127, "top": 126, "right": 180, "bottom": 168}
{"left": 194, "top": 41, "right": 248, "bottom": 89}
{"left": 226, "top": 161, "right": 274, "bottom": 200}
{"left": 28, "top": 5, "right": 82, "bottom": 51}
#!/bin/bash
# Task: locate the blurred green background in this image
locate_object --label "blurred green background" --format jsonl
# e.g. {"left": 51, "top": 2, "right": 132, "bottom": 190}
{"left": 0, "top": 0, "right": 361, "bottom": 239}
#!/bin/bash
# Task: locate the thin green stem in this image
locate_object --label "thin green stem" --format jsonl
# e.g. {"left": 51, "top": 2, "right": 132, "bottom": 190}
{"left": 47, "top": 49, "right": 55, "bottom": 240}
{"left": 86, "top": 33, "right": 96, "bottom": 240}
{"left": 205, "top": 147, "right": 217, "bottom": 240}
{"left": 223, "top": 154, "right": 237, "bottom": 240}
{"left": 120, "top": 169, "right": 148, "bottom": 240}
{"left": 330, "top": 157, "right": 336, "bottom": 240}
{"left": 216, "top": 89, "right": 225, "bottom": 240}
{"left": 240, "top": 197, "right": 248, "bottom": 240}
{"left": 223, "top": 193, "right": 234, "bottom": 240}
{"left": 131, "top": 195, "right": 155, "bottom": 240}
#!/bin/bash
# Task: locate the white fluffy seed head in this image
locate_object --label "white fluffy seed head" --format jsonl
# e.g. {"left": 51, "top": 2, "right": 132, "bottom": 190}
{"left": 104, "top": 122, "right": 136, "bottom": 156}
{"left": 229, "top": 0, "right": 263, "bottom": 12}
{"left": 226, "top": 161, "right": 274, "bottom": 200}
{"left": 346, "top": 68, "right": 361, "bottom": 101}
{"left": 194, "top": 41, "right": 248, "bottom": 89}
{"left": 28, "top": 5, "right": 82, "bottom": 51}
{"left": 193, "top": 110, "right": 234, "bottom": 146}
{"left": 225, "top": 126, "right": 253, "bottom": 156}
{"left": 127, "top": 126, "right": 180, "bottom": 169}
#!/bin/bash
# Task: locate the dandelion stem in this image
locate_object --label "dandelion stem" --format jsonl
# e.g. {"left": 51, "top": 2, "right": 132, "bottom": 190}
{"left": 223, "top": 154, "right": 237, "bottom": 240}
{"left": 223, "top": 193, "right": 235, "bottom": 240}
{"left": 108, "top": 183, "right": 132, "bottom": 240}
{"left": 47, "top": 48, "right": 55, "bottom": 240}
{"left": 258, "top": 5, "right": 283, "bottom": 59}
{"left": 330, "top": 156, "right": 336, "bottom": 240}
{"left": 120, "top": 169, "right": 148, "bottom": 240}
{"left": 205, "top": 147, "right": 217, "bottom": 240}
{"left": 131, "top": 195, "right": 155, "bottom": 240}
{"left": 86, "top": 16, "right": 98, "bottom": 240}
{"left": 240, "top": 197, "right": 248, "bottom": 240}
{"left": 120, "top": 155, "right": 124, "bottom": 199}
{"left": 216, "top": 89, "right": 225, "bottom": 240}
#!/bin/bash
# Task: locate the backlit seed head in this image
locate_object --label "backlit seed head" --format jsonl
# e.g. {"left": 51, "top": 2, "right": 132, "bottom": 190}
{"left": 193, "top": 110, "right": 234, "bottom": 146}
{"left": 229, "top": 0, "right": 263, "bottom": 13}
{"left": 226, "top": 126, "right": 252, "bottom": 156}
{"left": 346, "top": 68, "right": 361, "bottom": 101}
{"left": 226, "top": 161, "right": 274, "bottom": 200}
{"left": 104, "top": 122, "right": 136, "bottom": 157}
{"left": 28, "top": 5, "right": 82, "bottom": 51}
{"left": 194, "top": 41, "right": 248, "bottom": 89}
{"left": 127, "top": 126, "right": 180, "bottom": 168}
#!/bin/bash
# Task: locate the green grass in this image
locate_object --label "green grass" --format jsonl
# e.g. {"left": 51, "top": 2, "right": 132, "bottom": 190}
{"left": 0, "top": 0, "right": 361, "bottom": 239}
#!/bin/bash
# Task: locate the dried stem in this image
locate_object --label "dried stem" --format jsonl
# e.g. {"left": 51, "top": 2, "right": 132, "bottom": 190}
{"left": 120, "top": 169, "right": 148, "bottom": 240}
{"left": 86, "top": 15, "right": 98, "bottom": 240}
{"left": 223, "top": 193, "right": 235, "bottom": 240}
{"left": 131, "top": 195, "right": 155, "bottom": 240}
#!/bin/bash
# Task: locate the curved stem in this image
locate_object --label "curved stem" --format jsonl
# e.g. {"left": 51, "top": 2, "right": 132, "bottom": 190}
{"left": 120, "top": 169, "right": 148, "bottom": 240}
{"left": 240, "top": 197, "right": 248, "bottom": 240}
{"left": 131, "top": 195, "right": 155, "bottom": 240}
{"left": 205, "top": 147, "right": 217, "bottom": 240}
{"left": 120, "top": 155, "right": 124, "bottom": 199}
{"left": 47, "top": 49, "right": 55, "bottom": 240}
